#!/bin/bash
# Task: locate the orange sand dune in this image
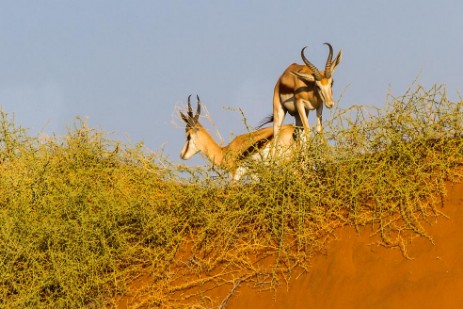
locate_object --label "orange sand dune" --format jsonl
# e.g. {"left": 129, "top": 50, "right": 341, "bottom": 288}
{"left": 114, "top": 181, "right": 463, "bottom": 308}
{"left": 228, "top": 182, "right": 463, "bottom": 308}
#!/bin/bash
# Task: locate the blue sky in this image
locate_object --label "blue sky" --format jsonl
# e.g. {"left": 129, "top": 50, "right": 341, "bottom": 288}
{"left": 1, "top": 1, "right": 462, "bottom": 165}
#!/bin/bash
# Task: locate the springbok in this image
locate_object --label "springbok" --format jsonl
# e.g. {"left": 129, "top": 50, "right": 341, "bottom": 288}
{"left": 180, "top": 95, "right": 295, "bottom": 181}
{"left": 269, "top": 43, "right": 342, "bottom": 139}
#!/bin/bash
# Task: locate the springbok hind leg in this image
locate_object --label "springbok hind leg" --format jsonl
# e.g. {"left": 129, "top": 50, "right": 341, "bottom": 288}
{"left": 272, "top": 105, "right": 286, "bottom": 159}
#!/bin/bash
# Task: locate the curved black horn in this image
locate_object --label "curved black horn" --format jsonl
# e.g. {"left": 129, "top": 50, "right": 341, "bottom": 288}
{"left": 194, "top": 95, "right": 201, "bottom": 122}
{"left": 187, "top": 94, "right": 194, "bottom": 118}
{"left": 324, "top": 43, "right": 334, "bottom": 78}
{"left": 301, "top": 46, "right": 322, "bottom": 81}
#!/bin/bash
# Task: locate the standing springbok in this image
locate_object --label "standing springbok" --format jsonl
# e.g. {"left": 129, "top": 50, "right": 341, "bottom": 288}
{"left": 180, "top": 95, "right": 295, "bottom": 181}
{"left": 269, "top": 43, "right": 342, "bottom": 139}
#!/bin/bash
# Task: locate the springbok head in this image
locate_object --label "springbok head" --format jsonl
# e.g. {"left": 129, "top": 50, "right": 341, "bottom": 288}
{"left": 179, "top": 95, "right": 202, "bottom": 160}
{"left": 291, "top": 43, "right": 342, "bottom": 108}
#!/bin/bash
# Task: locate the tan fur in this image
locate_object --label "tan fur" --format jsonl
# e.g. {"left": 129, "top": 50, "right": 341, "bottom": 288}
{"left": 180, "top": 98, "right": 295, "bottom": 180}
{"left": 272, "top": 45, "right": 342, "bottom": 140}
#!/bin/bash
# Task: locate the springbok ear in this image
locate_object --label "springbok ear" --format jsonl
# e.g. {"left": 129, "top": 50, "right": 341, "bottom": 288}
{"left": 290, "top": 71, "right": 316, "bottom": 83}
{"left": 331, "top": 50, "right": 342, "bottom": 73}
{"left": 180, "top": 111, "right": 189, "bottom": 123}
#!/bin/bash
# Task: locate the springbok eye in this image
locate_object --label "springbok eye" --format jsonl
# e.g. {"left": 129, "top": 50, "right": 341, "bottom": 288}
{"left": 331, "top": 80, "right": 334, "bottom": 86}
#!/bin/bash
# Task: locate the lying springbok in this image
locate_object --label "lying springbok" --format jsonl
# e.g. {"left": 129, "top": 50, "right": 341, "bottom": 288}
{"left": 268, "top": 43, "right": 342, "bottom": 139}
{"left": 180, "top": 95, "right": 295, "bottom": 180}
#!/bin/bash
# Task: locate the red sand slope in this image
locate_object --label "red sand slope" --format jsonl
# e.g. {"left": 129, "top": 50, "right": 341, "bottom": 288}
{"left": 114, "top": 181, "right": 463, "bottom": 308}
{"left": 228, "top": 182, "right": 463, "bottom": 308}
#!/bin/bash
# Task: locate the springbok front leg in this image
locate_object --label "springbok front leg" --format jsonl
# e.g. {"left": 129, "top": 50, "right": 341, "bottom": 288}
{"left": 316, "top": 104, "right": 324, "bottom": 133}
{"left": 296, "top": 99, "right": 311, "bottom": 138}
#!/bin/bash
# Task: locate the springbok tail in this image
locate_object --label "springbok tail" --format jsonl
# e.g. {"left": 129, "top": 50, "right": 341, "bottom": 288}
{"left": 256, "top": 114, "right": 274, "bottom": 129}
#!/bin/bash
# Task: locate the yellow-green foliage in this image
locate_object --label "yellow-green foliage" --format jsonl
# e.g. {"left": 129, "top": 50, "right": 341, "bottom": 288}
{"left": 0, "top": 118, "right": 182, "bottom": 308}
{"left": 0, "top": 84, "right": 462, "bottom": 308}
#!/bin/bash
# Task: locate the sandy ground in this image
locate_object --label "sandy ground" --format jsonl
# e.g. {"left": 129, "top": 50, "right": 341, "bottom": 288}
{"left": 228, "top": 181, "right": 463, "bottom": 308}
{"left": 114, "top": 181, "right": 463, "bottom": 308}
